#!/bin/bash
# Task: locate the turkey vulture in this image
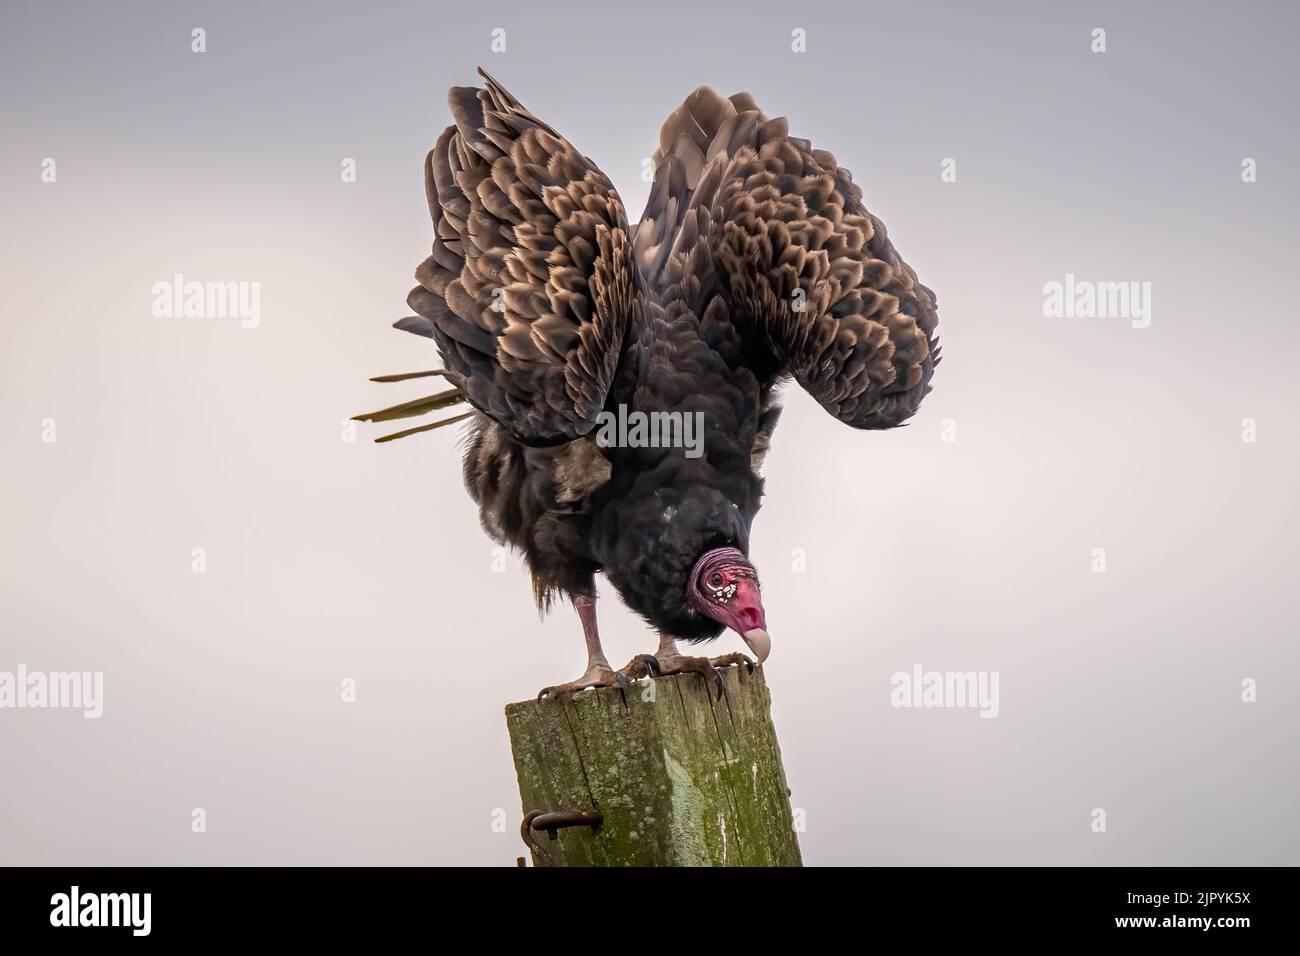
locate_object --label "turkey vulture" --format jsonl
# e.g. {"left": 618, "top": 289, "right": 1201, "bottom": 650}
{"left": 355, "top": 69, "right": 939, "bottom": 699}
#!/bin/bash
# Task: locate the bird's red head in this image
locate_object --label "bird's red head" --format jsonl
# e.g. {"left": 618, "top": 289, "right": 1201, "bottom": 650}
{"left": 686, "top": 547, "right": 771, "bottom": 662}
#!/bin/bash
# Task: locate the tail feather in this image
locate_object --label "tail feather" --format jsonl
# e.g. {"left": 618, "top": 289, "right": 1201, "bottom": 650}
{"left": 369, "top": 369, "right": 449, "bottom": 383}
{"left": 352, "top": 387, "right": 463, "bottom": 424}
{"left": 375, "top": 411, "right": 474, "bottom": 443}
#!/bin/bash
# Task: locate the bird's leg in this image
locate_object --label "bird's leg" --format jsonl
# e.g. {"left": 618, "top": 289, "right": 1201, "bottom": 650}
{"left": 649, "top": 633, "right": 755, "bottom": 700}
{"left": 536, "top": 595, "right": 613, "bottom": 701}
{"left": 567, "top": 596, "right": 660, "bottom": 687}
{"left": 537, "top": 596, "right": 659, "bottom": 701}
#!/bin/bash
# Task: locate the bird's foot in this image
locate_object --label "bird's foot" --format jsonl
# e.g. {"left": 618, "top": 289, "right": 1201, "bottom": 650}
{"left": 536, "top": 655, "right": 660, "bottom": 702}
{"left": 536, "top": 663, "right": 617, "bottom": 702}
{"left": 651, "top": 650, "right": 755, "bottom": 701}
{"left": 707, "top": 652, "right": 756, "bottom": 673}
{"left": 615, "top": 654, "right": 661, "bottom": 686}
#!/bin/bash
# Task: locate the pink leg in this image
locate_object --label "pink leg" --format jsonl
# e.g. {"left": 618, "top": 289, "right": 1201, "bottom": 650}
{"left": 536, "top": 596, "right": 658, "bottom": 701}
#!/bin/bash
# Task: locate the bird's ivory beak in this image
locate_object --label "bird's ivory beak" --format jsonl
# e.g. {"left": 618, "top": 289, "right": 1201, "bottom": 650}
{"left": 742, "top": 628, "right": 771, "bottom": 663}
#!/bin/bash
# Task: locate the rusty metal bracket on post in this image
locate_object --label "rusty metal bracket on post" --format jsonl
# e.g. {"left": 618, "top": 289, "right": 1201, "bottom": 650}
{"left": 518, "top": 809, "right": 604, "bottom": 867}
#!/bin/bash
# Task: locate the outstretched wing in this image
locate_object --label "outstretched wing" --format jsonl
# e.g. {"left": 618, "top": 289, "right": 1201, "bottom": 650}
{"left": 636, "top": 87, "right": 940, "bottom": 430}
{"left": 401, "top": 68, "right": 636, "bottom": 445}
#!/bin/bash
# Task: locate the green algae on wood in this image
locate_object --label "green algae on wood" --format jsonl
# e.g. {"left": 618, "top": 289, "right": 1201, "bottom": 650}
{"left": 505, "top": 666, "right": 802, "bottom": 867}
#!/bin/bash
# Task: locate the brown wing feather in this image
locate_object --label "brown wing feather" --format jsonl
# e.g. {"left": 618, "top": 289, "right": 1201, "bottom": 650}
{"left": 411, "top": 68, "right": 636, "bottom": 445}
{"left": 638, "top": 87, "right": 940, "bottom": 430}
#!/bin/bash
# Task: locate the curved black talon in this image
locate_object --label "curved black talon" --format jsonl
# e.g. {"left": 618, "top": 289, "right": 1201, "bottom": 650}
{"left": 636, "top": 654, "right": 661, "bottom": 677}
{"left": 612, "top": 673, "right": 632, "bottom": 707}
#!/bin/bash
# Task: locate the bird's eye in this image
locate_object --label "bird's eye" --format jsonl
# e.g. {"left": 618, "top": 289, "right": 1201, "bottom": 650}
{"left": 709, "top": 573, "right": 724, "bottom": 587}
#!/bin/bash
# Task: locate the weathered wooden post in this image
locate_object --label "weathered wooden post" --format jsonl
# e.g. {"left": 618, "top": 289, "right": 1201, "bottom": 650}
{"left": 506, "top": 666, "right": 802, "bottom": 866}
